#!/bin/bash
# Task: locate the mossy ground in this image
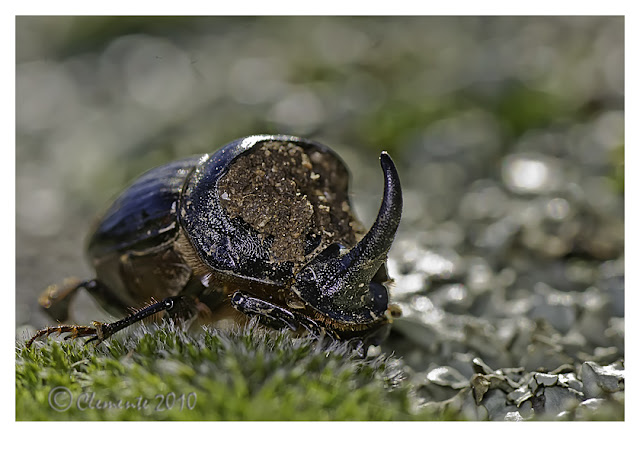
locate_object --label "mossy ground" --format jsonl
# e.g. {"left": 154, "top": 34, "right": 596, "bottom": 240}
{"left": 16, "top": 322, "right": 453, "bottom": 421}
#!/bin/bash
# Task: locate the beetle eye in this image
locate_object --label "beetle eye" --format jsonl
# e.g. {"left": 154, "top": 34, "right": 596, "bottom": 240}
{"left": 369, "top": 282, "right": 388, "bottom": 312}
{"left": 353, "top": 282, "right": 388, "bottom": 319}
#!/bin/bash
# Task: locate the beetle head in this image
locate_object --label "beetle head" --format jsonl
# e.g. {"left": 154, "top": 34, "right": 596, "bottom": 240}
{"left": 292, "top": 152, "right": 402, "bottom": 327}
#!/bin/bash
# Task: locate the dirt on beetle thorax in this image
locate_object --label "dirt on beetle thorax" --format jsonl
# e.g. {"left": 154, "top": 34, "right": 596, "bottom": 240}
{"left": 217, "top": 141, "right": 363, "bottom": 265}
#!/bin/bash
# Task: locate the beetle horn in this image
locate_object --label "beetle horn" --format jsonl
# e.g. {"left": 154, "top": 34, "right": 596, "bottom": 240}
{"left": 335, "top": 151, "right": 402, "bottom": 295}
{"left": 292, "top": 151, "right": 402, "bottom": 317}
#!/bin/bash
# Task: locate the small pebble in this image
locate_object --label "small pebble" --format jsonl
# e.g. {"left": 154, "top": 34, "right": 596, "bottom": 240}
{"left": 533, "top": 372, "right": 559, "bottom": 387}
{"left": 426, "top": 365, "right": 469, "bottom": 389}
{"left": 581, "top": 361, "right": 624, "bottom": 398}
{"left": 504, "top": 411, "right": 525, "bottom": 421}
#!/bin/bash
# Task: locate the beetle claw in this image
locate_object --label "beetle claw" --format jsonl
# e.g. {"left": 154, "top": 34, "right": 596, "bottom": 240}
{"left": 25, "top": 323, "right": 101, "bottom": 348}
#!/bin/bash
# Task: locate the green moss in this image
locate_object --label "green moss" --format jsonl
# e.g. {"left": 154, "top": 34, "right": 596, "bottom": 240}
{"left": 16, "top": 324, "right": 445, "bottom": 421}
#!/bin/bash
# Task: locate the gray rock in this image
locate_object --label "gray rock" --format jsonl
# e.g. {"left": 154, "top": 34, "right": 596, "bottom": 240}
{"left": 507, "top": 386, "right": 533, "bottom": 407}
{"left": 391, "top": 315, "right": 441, "bottom": 349}
{"left": 577, "top": 288, "right": 614, "bottom": 347}
{"left": 448, "top": 352, "right": 479, "bottom": 379}
{"left": 465, "top": 258, "right": 495, "bottom": 295}
{"left": 426, "top": 365, "right": 469, "bottom": 389}
{"left": 504, "top": 411, "right": 526, "bottom": 421}
{"left": 598, "top": 259, "right": 624, "bottom": 317}
{"left": 481, "top": 389, "right": 514, "bottom": 421}
{"left": 429, "top": 283, "right": 472, "bottom": 313}
{"left": 416, "top": 380, "right": 461, "bottom": 403}
{"left": 472, "top": 356, "right": 494, "bottom": 375}
{"left": 421, "top": 387, "right": 479, "bottom": 421}
{"left": 581, "top": 361, "right": 624, "bottom": 398}
{"left": 558, "top": 372, "right": 583, "bottom": 393}
{"left": 521, "top": 337, "right": 573, "bottom": 373}
{"left": 415, "top": 249, "right": 465, "bottom": 283}
{"left": 574, "top": 398, "right": 606, "bottom": 420}
{"left": 533, "top": 372, "right": 559, "bottom": 387}
{"left": 470, "top": 374, "right": 491, "bottom": 405}
{"left": 529, "top": 300, "right": 576, "bottom": 335}
{"left": 470, "top": 371, "right": 519, "bottom": 406}
{"left": 591, "top": 346, "right": 622, "bottom": 364}
{"left": 541, "top": 386, "right": 582, "bottom": 416}
{"left": 392, "top": 272, "right": 427, "bottom": 297}
{"left": 604, "top": 318, "right": 624, "bottom": 353}
{"left": 528, "top": 285, "right": 577, "bottom": 334}
{"left": 518, "top": 400, "right": 534, "bottom": 419}
{"left": 580, "top": 398, "right": 605, "bottom": 410}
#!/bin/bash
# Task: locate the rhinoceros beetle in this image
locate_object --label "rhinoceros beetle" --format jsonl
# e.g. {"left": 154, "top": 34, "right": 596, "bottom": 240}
{"left": 27, "top": 135, "right": 403, "bottom": 349}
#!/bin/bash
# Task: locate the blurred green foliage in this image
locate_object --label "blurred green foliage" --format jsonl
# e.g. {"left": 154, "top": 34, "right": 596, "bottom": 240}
{"left": 611, "top": 144, "right": 624, "bottom": 193}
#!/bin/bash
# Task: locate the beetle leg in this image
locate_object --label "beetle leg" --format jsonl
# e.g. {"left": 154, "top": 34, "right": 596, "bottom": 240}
{"left": 229, "top": 291, "right": 340, "bottom": 341}
{"left": 27, "top": 296, "right": 196, "bottom": 347}
{"left": 87, "top": 301, "right": 166, "bottom": 343}
{"left": 26, "top": 324, "right": 100, "bottom": 348}
{"left": 39, "top": 278, "right": 130, "bottom": 322}
{"left": 230, "top": 291, "right": 299, "bottom": 331}
{"left": 287, "top": 312, "right": 341, "bottom": 341}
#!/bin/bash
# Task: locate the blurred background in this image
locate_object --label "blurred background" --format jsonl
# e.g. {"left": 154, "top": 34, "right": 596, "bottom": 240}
{"left": 16, "top": 17, "right": 624, "bottom": 410}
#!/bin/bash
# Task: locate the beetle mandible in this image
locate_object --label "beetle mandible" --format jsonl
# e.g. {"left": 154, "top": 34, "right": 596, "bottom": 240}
{"left": 27, "top": 135, "right": 403, "bottom": 348}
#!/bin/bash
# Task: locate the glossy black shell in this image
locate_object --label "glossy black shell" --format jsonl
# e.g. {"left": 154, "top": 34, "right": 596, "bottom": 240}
{"left": 180, "top": 135, "right": 351, "bottom": 286}
{"left": 86, "top": 157, "right": 202, "bottom": 305}
{"left": 86, "top": 135, "right": 354, "bottom": 306}
{"left": 87, "top": 156, "right": 201, "bottom": 259}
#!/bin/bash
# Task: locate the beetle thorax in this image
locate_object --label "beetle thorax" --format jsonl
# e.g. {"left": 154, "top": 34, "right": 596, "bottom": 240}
{"left": 217, "top": 141, "right": 361, "bottom": 264}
